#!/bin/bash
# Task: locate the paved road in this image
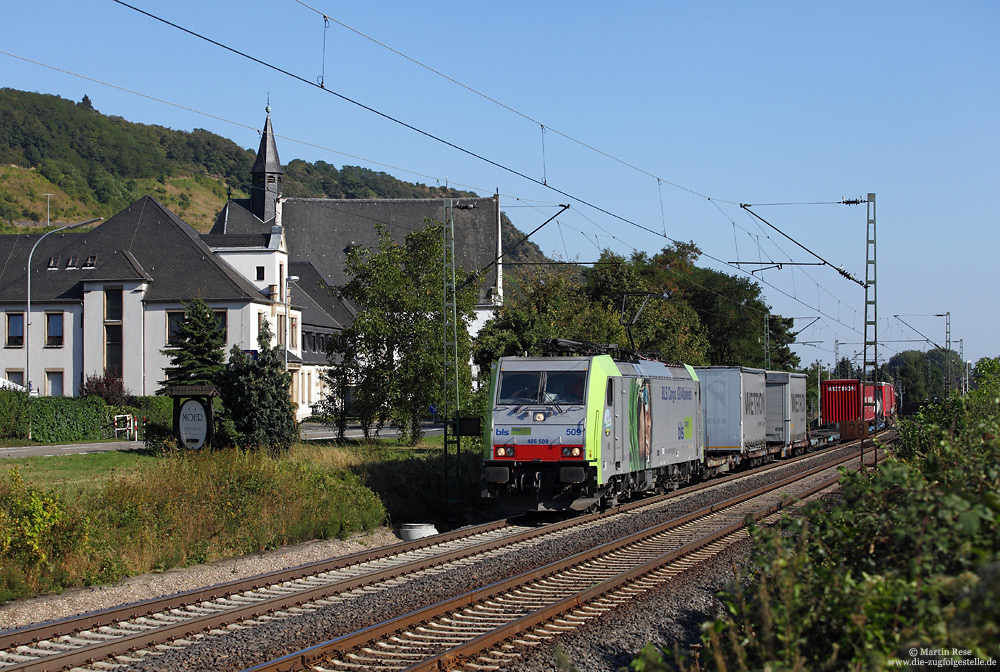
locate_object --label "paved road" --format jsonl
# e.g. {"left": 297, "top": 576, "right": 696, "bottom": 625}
{"left": 299, "top": 422, "right": 445, "bottom": 441}
{"left": 0, "top": 423, "right": 445, "bottom": 459}
{"left": 0, "top": 440, "right": 145, "bottom": 459}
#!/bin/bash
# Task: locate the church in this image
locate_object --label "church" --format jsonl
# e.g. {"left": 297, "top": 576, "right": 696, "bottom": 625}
{"left": 0, "top": 109, "right": 503, "bottom": 420}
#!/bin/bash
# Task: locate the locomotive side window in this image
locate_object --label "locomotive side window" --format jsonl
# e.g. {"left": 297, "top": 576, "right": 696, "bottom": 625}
{"left": 498, "top": 372, "right": 542, "bottom": 404}
{"left": 606, "top": 378, "right": 613, "bottom": 406}
{"left": 544, "top": 371, "right": 587, "bottom": 405}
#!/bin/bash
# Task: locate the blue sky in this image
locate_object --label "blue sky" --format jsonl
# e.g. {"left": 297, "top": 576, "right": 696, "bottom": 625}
{"left": 3, "top": 1, "right": 997, "bottom": 367}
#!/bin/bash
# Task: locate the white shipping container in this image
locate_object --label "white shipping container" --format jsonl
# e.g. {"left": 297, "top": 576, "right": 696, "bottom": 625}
{"left": 765, "top": 371, "right": 808, "bottom": 446}
{"left": 694, "top": 366, "right": 766, "bottom": 454}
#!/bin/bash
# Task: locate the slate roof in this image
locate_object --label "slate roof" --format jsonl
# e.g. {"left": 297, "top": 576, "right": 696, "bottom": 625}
{"left": 280, "top": 197, "right": 499, "bottom": 305}
{"left": 0, "top": 196, "right": 269, "bottom": 305}
{"left": 251, "top": 110, "right": 283, "bottom": 176}
{"left": 210, "top": 199, "right": 271, "bottom": 235}
{"left": 289, "top": 261, "right": 355, "bottom": 330}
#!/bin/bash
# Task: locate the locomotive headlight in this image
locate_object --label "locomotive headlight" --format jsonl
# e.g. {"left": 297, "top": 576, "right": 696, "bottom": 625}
{"left": 533, "top": 412, "right": 546, "bottom": 422}
{"left": 562, "top": 447, "right": 583, "bottom": 458}
{"left": 496, "top": 446, "right": 514, "bottom": 458}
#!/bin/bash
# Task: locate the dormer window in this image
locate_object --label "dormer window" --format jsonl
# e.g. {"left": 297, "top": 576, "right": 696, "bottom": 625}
{"left": 83, "top": 255, "right": 98, "bottom": 269}
{"left": 47, "top": 257, "right": 60, "bottom": 270}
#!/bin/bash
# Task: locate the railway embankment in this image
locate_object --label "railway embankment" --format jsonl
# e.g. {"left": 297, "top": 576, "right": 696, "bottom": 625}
{"left": 607, "top": 389, "right": 1000, "bottom": 671}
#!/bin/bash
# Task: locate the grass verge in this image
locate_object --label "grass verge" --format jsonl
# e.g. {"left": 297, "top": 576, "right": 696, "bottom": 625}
{"left": 1, "top": 437, "right": 490, "bottom": 604}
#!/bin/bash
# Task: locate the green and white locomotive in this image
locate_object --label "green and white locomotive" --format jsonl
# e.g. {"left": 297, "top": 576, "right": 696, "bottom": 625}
{"left": 482, "top": 354, "right": 704, "bottom": 512}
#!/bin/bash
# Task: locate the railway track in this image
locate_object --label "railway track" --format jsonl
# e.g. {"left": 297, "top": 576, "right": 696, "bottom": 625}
{"left": 245, "top": 448, "right": 866, "bottom": 672}
{"left": 0, "top": 435, "right": 889, "bottom": 672}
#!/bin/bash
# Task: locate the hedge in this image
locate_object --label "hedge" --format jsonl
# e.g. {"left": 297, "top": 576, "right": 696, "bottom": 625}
{"left": 0, "top": 390, "right": 173, "bottom": 443}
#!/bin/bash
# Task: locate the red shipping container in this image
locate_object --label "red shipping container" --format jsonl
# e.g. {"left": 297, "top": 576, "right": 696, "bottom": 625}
{"left": 877, "top": 382, "right": 897, "bottom": 420}
{"left": 821, "top": 379, "right": 876, "bottom": 424}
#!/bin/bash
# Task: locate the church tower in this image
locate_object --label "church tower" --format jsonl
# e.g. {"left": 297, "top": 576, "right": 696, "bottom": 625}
{"left": 250, "top": 105, "right": 283, "bottom": 223}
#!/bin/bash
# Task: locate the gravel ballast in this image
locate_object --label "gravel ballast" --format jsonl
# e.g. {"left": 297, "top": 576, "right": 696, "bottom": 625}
{"left": 0, "top": 445, "right": 856, "bottom": 671}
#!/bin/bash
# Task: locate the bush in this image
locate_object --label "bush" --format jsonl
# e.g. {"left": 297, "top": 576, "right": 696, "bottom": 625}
{"left": 29, "top": 396, "right": 108, "bottom": 443}
{"left": 78, "top": 371, "right": 132, "bottom": 406}
{"left": 0, "top": 468, "right": 90, "bottom": 601}
{"left": 1, "top": 447, "right": 388, "bottom": 602}
{"left": 131, "top": 395, "right": 173, "bottom": 427}
{"left": 662, "top": 395, "right": 1000, "bottom": 671}
{"left": 0, "top": 389, "right": 31, "bottom": 439}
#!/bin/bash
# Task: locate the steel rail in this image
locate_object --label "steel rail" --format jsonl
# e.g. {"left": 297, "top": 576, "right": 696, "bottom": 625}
{"left": 244, "top": 447, "right": 869, "bottom": 672}
{"left": 0, "top": 432, "right": 891, "bottom": 671}
{"left": 0, "top": 520, "right": 511, "bottom": 650}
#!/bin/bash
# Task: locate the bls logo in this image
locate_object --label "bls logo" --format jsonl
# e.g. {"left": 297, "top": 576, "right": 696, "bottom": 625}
{"left": 495, "top": 428, "right": 510, "bottom": 436}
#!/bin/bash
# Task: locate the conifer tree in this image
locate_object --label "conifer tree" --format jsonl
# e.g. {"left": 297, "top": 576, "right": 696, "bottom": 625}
{"left": 218, "top": 320, "right": 297, "bottom": 452}
{"left": 159, "top": 297, "right": 226, "bottom": 392}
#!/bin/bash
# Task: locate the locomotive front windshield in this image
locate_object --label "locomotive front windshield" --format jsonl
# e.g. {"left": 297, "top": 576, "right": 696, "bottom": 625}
{"left": 497, "top": 370, "right": 587, "bottom": 405}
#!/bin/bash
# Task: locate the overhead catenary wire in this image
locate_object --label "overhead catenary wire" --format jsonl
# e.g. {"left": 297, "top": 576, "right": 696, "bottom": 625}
{"left": 292, "top": 3, "right": 870, "bottom": 325}
{"left": 290, "top": 0, "right": 739, "bottom": 206}
{"left": 740, "top": 204, "right": 866, "bottom": 287}
{"left": 110, "top": 0, "right": 738, "bottom": 261}
{"left": 14, "top": 7, "right": 877, "bottom": 359}
{"left": 0, "top": 49, "right": 539, "bottom": 207}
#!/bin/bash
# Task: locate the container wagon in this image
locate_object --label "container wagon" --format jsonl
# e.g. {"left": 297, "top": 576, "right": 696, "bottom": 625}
{"left": 693, "top": 366, "right": 768, "bottom": 470}
{"left": 821, "top": 379, "right": 876, "bottom": 425}
{"left": 876, "top": 382, "right": 898, "bottom": 427}
{"left": 765, "top": 371, "right": 809, "bottom": 457}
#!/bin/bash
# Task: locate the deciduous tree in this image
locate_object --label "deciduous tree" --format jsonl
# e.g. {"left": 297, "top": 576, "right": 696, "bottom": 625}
{"left": 327, "top": 223, "right": 476, "bottom": 444}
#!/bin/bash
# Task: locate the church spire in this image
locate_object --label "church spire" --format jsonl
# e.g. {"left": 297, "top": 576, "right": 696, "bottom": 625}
{"left": 250, "top": 104, "right": 284, "bottom": 223}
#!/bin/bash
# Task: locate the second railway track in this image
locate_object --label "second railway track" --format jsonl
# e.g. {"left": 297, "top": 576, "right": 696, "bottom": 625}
{"left": 249, "top": 447, "right": 869, "bottom": 672}
{"left": 0, "top": 435, "right": 890, "bottom": 672}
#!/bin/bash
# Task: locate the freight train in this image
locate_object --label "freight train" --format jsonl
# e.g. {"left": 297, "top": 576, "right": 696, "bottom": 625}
{"left": 482, "top": 350, "right": 895, "bottom": 513}
{"left": 820, "top": 379, "right": 898, "bottom": 430}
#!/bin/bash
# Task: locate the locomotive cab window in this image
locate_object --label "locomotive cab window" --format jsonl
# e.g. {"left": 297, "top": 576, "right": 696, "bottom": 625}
{"left": 497, "top": 370, "right": 587, "bottom": 406}
{"left": 544, "top": 372, "right": 586, "bottom": 405}
{"left": 498, "top": 372, "right": 542, "bottom": 404}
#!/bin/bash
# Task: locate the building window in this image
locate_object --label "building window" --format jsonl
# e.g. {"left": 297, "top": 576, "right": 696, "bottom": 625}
{"left": 46, "top": 313, "right": 64, "bottom": 347}
{"left": 65, "top": 256, "right": 79, "bottom": 269}
{"left": 168, "top": 309, "right": 226, "bottom": 344}
{"left": 277, "top": 314, "right": 285, "bottom": 346}
{"left": 256, "top": 266, "right": 265, "bottom": 281}
{"left": 47, "top": 257, "right": 60, "bottom": 269}
{"left": 105, "top": 288, "right": 123, "bottom": 322}
{"left": 83, "top": 255, "right": 98, "bottom": 269}
{"left": 6, "top": 313, "right": 24, "bottom": 347}
{"left": 167, "top": 311, "right": 185, "bottom": 345}
{"left": 105, "top": 325, "right": 123, "bottom": 377}
{"left": 6, "top": 370, "right": 24, "bottom": 386}
{"left": 291, "top": 317, "right": 298, "bottom": 350}
{"left": 46, "top": 370, "right": 64, "bottom": 397}
{"left": 214, "top": 311, "right": 228, "bottom": 344}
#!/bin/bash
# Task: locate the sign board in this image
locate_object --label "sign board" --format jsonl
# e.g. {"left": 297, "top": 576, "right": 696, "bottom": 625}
{"left": 839, "top": 420, "right": 868, "bottom": 442}
{"left": 179, "top": 399, "right": 209, "bottom": 449}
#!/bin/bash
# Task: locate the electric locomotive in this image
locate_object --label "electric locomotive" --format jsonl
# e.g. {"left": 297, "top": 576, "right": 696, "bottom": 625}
{"left": 482, "top": 354, "right": 703, "bottom": 512}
